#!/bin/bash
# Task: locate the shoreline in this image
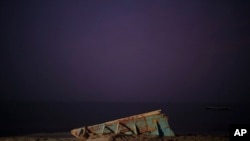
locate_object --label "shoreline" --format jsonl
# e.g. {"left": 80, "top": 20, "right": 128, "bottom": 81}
{"left": 0, "top": 132, "right": 229, "bottom": 141}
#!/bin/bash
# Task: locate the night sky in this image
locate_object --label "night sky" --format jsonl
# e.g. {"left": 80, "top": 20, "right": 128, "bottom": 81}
{"left": 1, "top": 0, "right": 250, "bottom": 103}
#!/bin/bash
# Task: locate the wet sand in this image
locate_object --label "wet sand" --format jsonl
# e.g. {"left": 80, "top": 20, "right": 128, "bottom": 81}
{"left": 0, "top": 133, "right": 229, "bottom": 141}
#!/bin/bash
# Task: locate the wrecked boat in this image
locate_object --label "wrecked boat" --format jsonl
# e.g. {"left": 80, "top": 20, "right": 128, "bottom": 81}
{"left": 71, "top": 110, "right": 174, "bottom": 140}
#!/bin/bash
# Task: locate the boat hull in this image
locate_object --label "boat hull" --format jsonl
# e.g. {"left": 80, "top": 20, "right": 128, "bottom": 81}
{"left": 71, "top": 110, "right": 174, "bottom": 140}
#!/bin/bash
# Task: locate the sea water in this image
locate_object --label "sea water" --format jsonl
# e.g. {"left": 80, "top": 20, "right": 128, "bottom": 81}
{"left": 0, "top": 101, "right": 249, "bottom": 136}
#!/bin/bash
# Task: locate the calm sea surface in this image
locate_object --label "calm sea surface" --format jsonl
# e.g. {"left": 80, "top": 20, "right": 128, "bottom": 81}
{"left": 1, "top": 101, "right": 249, "bottom": 136}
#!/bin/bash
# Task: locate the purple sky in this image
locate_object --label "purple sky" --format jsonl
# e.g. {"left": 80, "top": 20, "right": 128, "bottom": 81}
{"left": 1, "top": 0, "right": 250, "bottom": 102}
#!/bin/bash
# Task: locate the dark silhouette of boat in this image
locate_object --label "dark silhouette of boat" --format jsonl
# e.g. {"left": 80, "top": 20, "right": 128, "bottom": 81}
{"left": 205, "top": 107, "right": 232, "bottom": 110}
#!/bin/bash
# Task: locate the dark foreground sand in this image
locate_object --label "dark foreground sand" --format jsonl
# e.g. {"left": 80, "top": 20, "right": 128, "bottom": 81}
{"left": 0, "top": 133, "right": 229, "bottom": 141}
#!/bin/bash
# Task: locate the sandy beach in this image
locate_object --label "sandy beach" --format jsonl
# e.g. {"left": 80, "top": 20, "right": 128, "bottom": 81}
{"left": 0, "top": 133, "right": 229, "bottom": 141}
